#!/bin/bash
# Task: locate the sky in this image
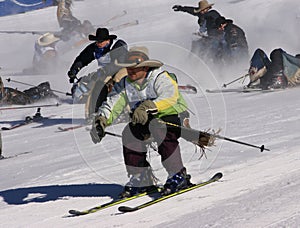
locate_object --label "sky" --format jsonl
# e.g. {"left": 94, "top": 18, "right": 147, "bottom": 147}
{"left": 0, "top": 0, "right": 300, "bottom": 227}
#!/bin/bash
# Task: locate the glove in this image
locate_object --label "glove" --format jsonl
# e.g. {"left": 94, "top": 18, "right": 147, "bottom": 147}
{"left": 90, "top": 115, "right": 108, "bottom": 144}
{"left": 132, "top": 100, "right": 158, "bottom": 125}
{"left": 181, "top": 128, "right": 219, "bottom": 149}
{"left": 68, "top": 69, "right": 77, "bottom": 83}
{"left": 172, "top": 5, "right": 182, "bottom": 11}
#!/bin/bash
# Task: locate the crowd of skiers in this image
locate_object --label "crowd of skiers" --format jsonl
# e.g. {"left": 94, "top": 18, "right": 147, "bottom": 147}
{"left": 1, "top": 0, "right": 300, "bottom": 197}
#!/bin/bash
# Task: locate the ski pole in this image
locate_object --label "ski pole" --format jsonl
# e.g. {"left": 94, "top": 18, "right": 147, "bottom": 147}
{"left": 157, "top": 120, "right": 270, "bottom": 152}
{"left": 212, "top": 134, "right": 269, "bottom": 152}
{"left": 0, "top": 103, "right": 60, "bottom": 111}
{"left": 222, "top": 74, "right": 249, "bottom": 88}
{"left": 6, "top": 78, "right": 71, "bottom": 96}
{"left": 105, "top": 131, "right": 122, "bottom": 138}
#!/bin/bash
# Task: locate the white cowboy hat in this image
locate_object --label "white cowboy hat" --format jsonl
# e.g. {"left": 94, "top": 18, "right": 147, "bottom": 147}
{"left": 194, "top": 0, "right": 214, "bottom": 13}
{"left": 37, "top": 32, "right": 60, "bottom": 46}
{"left": 115, "top": 46, "right": 163, "bottom": 68}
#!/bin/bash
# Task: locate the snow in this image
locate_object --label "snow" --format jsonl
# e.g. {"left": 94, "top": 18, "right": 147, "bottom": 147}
{"left": 1, "top": 0, "right": 300, "bottom": 227}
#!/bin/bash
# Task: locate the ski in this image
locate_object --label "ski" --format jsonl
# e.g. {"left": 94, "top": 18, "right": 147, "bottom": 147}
{"left": 205, "top": 88, "right": 284, "bottom": 93}
{"left": 109, "top": 20, "right": 139, "bottom": 31}
{"left": 1, "top": 108, "right": 53, "bottom": 130}
{"left": 118, "top": 172, "right": 223, "bottom": 213}
{"left": 206, "top": 88, "right": 262, "bottom": 93}
{"left": 0, "top": 103, "right": 60, "bottom": 111}
{"left": 0, "top": 151, "right": 32, "bottom": 160}
{"left": 179, "top": 85, "right": 197, "bottom": 94}
{"left": 0, "top": 30, "right": 48, "bottom": 35}
{"left": 0, "top": 11, "right": 128, "bottom": 35}
{"left": 1, "top": 118, "right": 34, "bottom": 130}
{"left": 68, "top": 187, "right": 162, "bottom": 216}
{"left": 98, "top": 10, "right": 127, "bottom": 26}
{"left": 57, "top": 125, "right": 86, "bottom": 132}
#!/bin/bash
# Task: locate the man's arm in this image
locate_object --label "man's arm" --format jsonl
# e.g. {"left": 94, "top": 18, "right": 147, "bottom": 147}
{"left": 153, "top": 71, "right": 179, "bottom": 111}
{"left": 172, "top": 5, "right": 199, "bottom": 16}
{"left": 68, "top": 43, "right": 96, "bottom": 81}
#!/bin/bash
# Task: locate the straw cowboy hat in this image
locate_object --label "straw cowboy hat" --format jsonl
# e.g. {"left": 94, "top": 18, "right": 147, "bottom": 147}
{"left": 115, "top": 46, "right": 163, "bottom": 68}
{"left": 194, "top": 0, "right": 214, "bottom": 13}
{"left": 88, "top": 27, "right": 117, "bottom": 42}
{"left": 37, "top": 32, "right": 60, "bottom": 46}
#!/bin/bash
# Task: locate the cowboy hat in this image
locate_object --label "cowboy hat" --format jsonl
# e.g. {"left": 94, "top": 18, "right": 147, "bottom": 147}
{"left": 194, "top": 0, "right": 214, "bottom": 13}
{"left": 88, "top": 27, "right": 117, "bottom": 42}
{"left": 37, "top": 32, "right": 60, "bottom": 46}
{"left": 115, "top": 46, "right": 163, "bottom": 68}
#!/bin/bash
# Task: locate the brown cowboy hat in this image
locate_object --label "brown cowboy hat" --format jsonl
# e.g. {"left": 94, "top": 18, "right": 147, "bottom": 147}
{"left": 115, "top": 46, "right": 163, "bottom": 68}
{"left": 194, "top": 0, "right": 214, "bottom": 13}
{"left": 88, "top": 28, "right": 117, "bottom": 42}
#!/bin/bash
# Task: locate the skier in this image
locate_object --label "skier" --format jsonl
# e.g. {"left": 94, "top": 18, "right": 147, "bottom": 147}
{"left": 22, "top": 32, "right": 61, "bottom": 75}
{"left": 0, "top": 77, "right": 58, "bottom": 105}
{"left": 172, "top": 0, "right": 221, "bottom": 37}
{"left": 56, "top": 0, "right": 79, "bottom": 31}
{"left": 89, "top": 46, "right": 207, "bottom": 197}
{"left": 215, "top": 16, "right": 249, "bottom": 65}
{"left": 172, "top": 0, "right": 224, "bottom": 62}
{"left": 55, "top": 0, "right": 94, "bottom": 43}
{"left": 247, "top": 48, "right": 300, "bottom": 89}
{"left": 67, "top": 27, "right": 127, "bottom": 82}
{"left": 67, "top": 27, "right": 128, "bottom": 117}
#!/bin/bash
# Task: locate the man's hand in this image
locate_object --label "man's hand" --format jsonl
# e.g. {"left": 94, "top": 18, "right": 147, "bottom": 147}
{"left": 172, "top": 5, "right": 182, "bottom": 11}
{"left": 90, "top": 116, "right": 107, "bottom": 144}
{"left": 132, "top": 100, "right": 157, "bottom": 125}
{"left": 68, "top": 69, "right": 77, "bottom": 83}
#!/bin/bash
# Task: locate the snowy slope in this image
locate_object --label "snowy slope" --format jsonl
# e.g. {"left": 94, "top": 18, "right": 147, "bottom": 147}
{"left": 1, "top": 0, "right": 300, "bottom": 227}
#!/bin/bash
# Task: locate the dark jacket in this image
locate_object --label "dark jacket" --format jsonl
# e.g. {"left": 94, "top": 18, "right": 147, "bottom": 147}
{"left": 223, "top": 21, "right": 248, "bottom": 51}
{"left": 69, "top": 39, "right": 127, "bottom": 76}
{"left": 177, "top": 6, "right": 221, "bottom": 36}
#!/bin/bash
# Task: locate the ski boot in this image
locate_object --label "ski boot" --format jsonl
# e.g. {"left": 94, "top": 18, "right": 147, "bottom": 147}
{"left": 119, "top": 168, "right": 158, "bottom": 198}
{"left": 268, "top": 71, "right": 287, "bottom": 89}
{"left": 163, "top": 167, "right": 192, "bottom": 195}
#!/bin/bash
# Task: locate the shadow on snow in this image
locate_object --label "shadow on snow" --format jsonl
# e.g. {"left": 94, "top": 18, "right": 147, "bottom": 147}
{"left": 0, "top": 183, "right": 124, "bottom": 205}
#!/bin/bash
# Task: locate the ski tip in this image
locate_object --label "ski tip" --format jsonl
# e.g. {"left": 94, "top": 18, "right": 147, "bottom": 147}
{"left": 212, "top": 172, "right": 223, "bottom": 180}
{"left": 1, "top": 127, "right": 10, "bottom": 130}
{"left": 68, "top": 209, "right": 78, "bottom": 214}
{"left": 69, "top": 210, "right": 86, "bottom": 216}
{"left": 118, "top": 206, "right": 138, "bottom": 213}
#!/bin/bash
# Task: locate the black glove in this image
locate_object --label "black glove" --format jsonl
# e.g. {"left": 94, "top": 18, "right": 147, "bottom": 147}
{"left": 172, "top": 5, "right": 182, "bottom": 11}
{"left": 90, "top": 116, "right": 107, "bottom": 144}
{"left": 68, "top": 69, "right": 77, "bottom": 83}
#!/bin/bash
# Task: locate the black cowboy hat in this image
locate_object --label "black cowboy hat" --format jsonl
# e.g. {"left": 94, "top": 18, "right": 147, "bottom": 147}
{"left": 88, "top": 28, "right": 117, "bottom": 42}
{"left": 215, "top": 16, "right": 233, "bottom": 28}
